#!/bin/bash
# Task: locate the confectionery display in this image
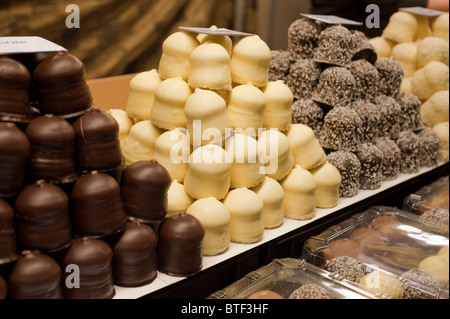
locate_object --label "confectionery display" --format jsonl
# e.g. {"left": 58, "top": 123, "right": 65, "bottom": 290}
{"left": 251, "top": 176, "right": 285, "bottom": 229}
{"left": 288, "top": 17, "right": 324, "bottom": 60}
{"left": 14, "top": 180, "right": 72, "bottom": 252}
{"left": 314, "top": 25, "right": 354, "bottom": 67}
{"left": 310, "top": 161, "right": 342, "bottom": 208}
{"left": 166, "top": 179, "right": 194, "bottom": 217}
{"left": 290, "top": 98, "right": 323, "bottom": 138}
{"left": 197, "top": 26, "right": 233, "bottom": 55}
{"left": 247, "top": 290, "right": 284, "bottom": 299}
{"left": 262, "top": 80, "right": 293, "bottom": 131}
{"left": 400, "top": 269, "right": 441, "bottom": 299}
{"left": 106, "top": 109, "right": 134, "bottom": 146}
{"left": 420, "top": 90, "right": 449, "bottom": 128}
{"left": 61, "top": 237, "right": 115, "bottom": 299}
{"left": 375, "top": 95, "right": 402, "bottom": 140}
{"left": 70, "top": 171, "right": 127, "bottom": 238}
{"left": 157, "top": 212, "right": 205, "bottom": 277}
{"left": 289, "top": 283, "right": 332, "bottom": 299}
{"left": 375, "top": 137, "right": 401, "bottom": 181}
{"left": 327, "top": 151, "right": 361, "bottom": 198}
{"left": 356, "top": 142, "right": 384, "bottom": 190}
{"left": 324, "top": 256, "right": 366, "bottom": 282}
{"left": 7, "top": 251, "right": 63, "bottom": 299}
{"left": 312, "top": 66, "right": 355, "bottom": 108}
{"left": 0, "top": 199, "right": 18, "bottom": 265}
{"left": 396, "top": 130, "right": 421, "bottom": 174}
{"left": 349, "top": 59, "right": 379, "bottom": 101}
{"left": 286, "top": 59, "right": 322, "bottom": 100}
{"left": 186, "top": 197, "right": 231, "bottom": 255}
{"left": 110, "top": 221, "right": 158, "bottom": 287}
{"left": 223, "top": 188, "right": 265, "bottom": 244}
{"left": 359, "top": 269, "right": 404, "bottom": 299}
{"left": 418, "top": 254, "right": 449, "bottom": 289}
{"left": 269, "top": 50, "right": 290, "bottom": 82}
{"left": 433, "top": 121, "right": 449, "bottom": 162}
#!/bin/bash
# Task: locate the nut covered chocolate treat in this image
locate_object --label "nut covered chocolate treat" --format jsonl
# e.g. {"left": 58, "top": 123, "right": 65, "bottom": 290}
{"left": 324, "top": 256, "right": 366, "bottom": 282}
{"left": 73, "top": 108, "right": 124, "bottom": 173}
{"left": 8, "top": 250, "right": 63, "bottom": 299}
{"left": 349, "top": 100, "right": 381, "bottom": 143}
{"left": 286, "top": 59, "right": 322, "bottom": 99}
{"left": 62, "top": 237, "right": 115, "bottom": 299}
{"left": 121, "top": 160, "right": 172, "bottom": 224}
{"left": 314, "top": 25, "right": 354, "bottom": 67}
{"left": 291, "top": 98, "right": 324, "bottom": 138}
{"left": 0, "top": 56, "right": 32, "bottom": 123}
{"left": 0, "top": 122, "right": 30, "bottom": 197}
{"left": 70, "top": 171, "right": 127, "bottom": 238}
{"left": 0, "top": 198, "right": 18, "bottom": 265}
{"left": 25, "top": 114, "right": 77, "bottom": 184}
{"left": 312, "top": 66, "right": 355, "bottom": 108}
{"left": 356, "top": 143, "right": 384, "bottom": 190}
{"left": 375, "top": 95, "right": 402, "bottom": 140}
{"left": 375, "top": 137, "right": 401, "bottom": 181}
{"left": 417, "top": 127, "right": 441, "bottom": 168}
{"left": 111, "top": 221, "right": 158, "bottom": 287}
{"left": 289, "top": 284, "right": 332, "bottom": 299}
{"left": 396, "top": 93, "right": 424, "bottom": 132}
{"left": 14, "top": 181, "right": 72, "bottom": 252}
{"left": 269, "top": 50, "right": 291, "bottom": 82}
{"left": 396, "top": 131, "right": 421, "bottom": 174}
{"left": 288, "top": 17, "right": 325, "bottom": 60}
{"left": 33, "top": 51, "right": 93, "bottom": 118}
{"left": 351, "top": 30, "right": 377, "bottom": 64}
{"left": 327, "top": 151, "right": 361, "bottom": 198}
{"left": 375, "top": 57, "right": 404, "bottom": 97}
{"left": 349, "top": 59, "right": 379, "bottom": 101}
{"left": 157, "top": 212, "right": 205, "bottom": 277}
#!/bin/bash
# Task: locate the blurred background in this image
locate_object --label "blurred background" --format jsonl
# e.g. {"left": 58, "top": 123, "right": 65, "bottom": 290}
{"left": 0, "top": 0, "right": 312, "bottom": 79}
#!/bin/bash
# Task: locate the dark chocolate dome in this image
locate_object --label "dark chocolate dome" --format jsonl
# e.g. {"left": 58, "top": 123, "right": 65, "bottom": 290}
{"left": 121, "top": 160, "right": 172, "bottom": 224}
{"left": 0, "top": 56, "right": 32, "bottom": 122}
{"left": 61, "top": 237, "right": 115, "bottom": 299}
{"left": 72, "top": 108, "right": 123, "bottom": 172}
{"left": 33, "top": 51, "right": 93, "bottom": 118}
{"left": 14, "top": 181, "right": 72, "bottom": 252}
{"left": 157, "top": 212, "right": 205, "bottom": 277}
{"left": 70, "top": 171, "right": 127, "bottom": 238}
{"left": 25, "top": 114, "right": 77, "bottom": 183}
{"left": 111, "top": 221, "right": 158, "bottom": 287}
{"left": 0, "top": 198, "right": 18, "bottom": 265}
{"left": 0, "top": 122, "right": 30, "bottom": 197}
{"left": 8, "top": 250, "right": 63, "bottom": 299}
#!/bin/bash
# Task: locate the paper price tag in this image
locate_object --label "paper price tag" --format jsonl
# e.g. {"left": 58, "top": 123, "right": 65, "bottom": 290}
{"left": 300, "top": 13, "right": 363, "bottom": 25}
{"left": 179, "top": 26, "right": 254, "bottom": 37}
{"left": 0, "top": 36, "right": 67, "bottom": 55}
{"left": 400, "top": 6, "right": 447, "bottom": 16}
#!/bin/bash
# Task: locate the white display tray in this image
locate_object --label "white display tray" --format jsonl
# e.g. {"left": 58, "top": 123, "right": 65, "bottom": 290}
{"left": 114, "top": 163, "right": 448, "bottom": 299}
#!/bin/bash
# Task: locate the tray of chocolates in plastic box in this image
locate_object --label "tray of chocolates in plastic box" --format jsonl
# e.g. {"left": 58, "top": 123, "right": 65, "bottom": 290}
{"left": 208, "top": 258, "right": 381, "bottom": 299}
{"left": 402, "top": 176, "right": 449, "bottom": 229}
{"left": 303, "top": 206, "right": 449, "bottom": 299}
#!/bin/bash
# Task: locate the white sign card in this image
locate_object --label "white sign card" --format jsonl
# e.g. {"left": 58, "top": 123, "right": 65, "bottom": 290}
{"left": 179, "top": 27, "right": 254, "bottom": 37}
{"left": 0, "top": 36, "right": 67, "bottom": 55}
{"left": 300, "top": 13, "right": 363, "bottom": 26}
{"left": 400, "top": 6, "right": 447, "bottom": 16}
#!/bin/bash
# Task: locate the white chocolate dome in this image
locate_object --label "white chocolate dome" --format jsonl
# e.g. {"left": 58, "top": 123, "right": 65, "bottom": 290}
{"left": 230, "top": 35, "right": 272, "bottom": 87}
{"left": 153, "top": 128, "right": 191, "bottom": 182}
{"left": 184, "top": 88, "right": 231, "bottom": 147}
{"left": 187, "top": 197, "right": 231, "bottom": 255}
{"left": 225, "top": 133, "right": 265, "bottom": 189}
{"left": 251, "top": 176, "right": 285, "bottom": 229}
{"left": 421, "top": 90, "right": 449, "bottom": 128}
{"left": 412, "top": 61, "right": 449, "bottom": 101}
{"left": 167, "top": 179, "right": 194, "bottom": 217}
{"left": 197, "top": 26, "right": 233, "bottom": 55}
{"left": 158, "top": 31, "right": 199, "bottom": 80}
{"left": 258, "top": 129, "right": 294, "bottom": 181}
{"left": 391, "top": 42, "right": 418, "bottom": 77}
{"left": 286, "top": 124, "right": 327, "bottom": 171}
{"left": 188, "top": 42, "right": 232, "bottom": 91}
{"left": 121, "top": 120, "right": 163, "bottom": 166}
{"left": 280, "top": 165, "right": 316, "bottom": 220}
{"left": 418, "top": 255, "right": 449, "bottom": 288}
{"left": 369, "top": 37, "right": 394, "bottom": 60}
{"left": 310, "top": 161, "right": 342, "bottom": 208}
{"left": 432, "top": 13, "right": 449, "bottom": 43}
{"left": 382, "top": 11, "right": 418, "bottom": 43}
{"left": 416, "top": 37, "right": 449, "bottom": 69}
{"left": 184, "top": 144, "right": 232, "bottom": 200}
{"left": 150, "top": 77, "right": 192, "bottom": 130}
{"left": 414, "top": 14, "right": 432, "bottom": 40}
{"left": 126, "top": 69, "right": 162, "bottom": 122}
{"left": 227, "top": 82, "right": 267, "bottom": 137}
{"left": 262, "top": 81, "right": 294, "bottom": 131}
{"left": 223, "top": 187, "right": 264, "bottom": 244}
{"left": 106, "top": 109, "right": 134, "bottom": 146}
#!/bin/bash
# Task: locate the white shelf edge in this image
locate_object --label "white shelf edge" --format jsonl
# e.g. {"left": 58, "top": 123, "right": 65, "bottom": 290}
{"left": 114, "top": 163, "right": 448, "bottom": 299}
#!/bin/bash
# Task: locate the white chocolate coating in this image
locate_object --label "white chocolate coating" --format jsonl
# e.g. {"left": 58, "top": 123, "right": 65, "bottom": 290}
{"left": 382, "top": 11, "right": 418, "bottom": 43}
{"left": 227, "top": 83, "right": 267, "bottom": 135}
{"left": 188, "top": 42, "right": 232, "bottom": 91}
{"left": 418, "top": 255, "right": 449, "bottom": 288}
{"left": 167, "top": 179, "right": 194, "bottom": 217}
{"left": 262, "top": 81, "right": 294, "bottom": 131}
{"left": 184, "top": 144, "right": 232, "bottom": 200}
{"left": 280, "top": 165, "right": 316, "bottom": 220}
{"left": 258, "top": 129, "right": 294, "bottom": 181}
{"left": 400, "top": 77, "right": 413, "bottom": 94}
{"left": 392, "top": 42, "right": 418, "bottom": 77}
{"left": 126, "top": 69, "right": 162, "bottom": 121}
{"left": 432, "top": 13, "right": 449, "bottom": 43}
{"left": 106, "top": 109, "right": 134, "bottom": 146}
{"left": 414, "top": 14, "right": 432, "bottom": 40}
{"left": 359, "top": 270, "right": 404, "bottom": 299}
{"left": 286, "top": 124, "right": 327, "bottom": 171}
{"left": 197, "top": 26, "right": 233, "bottom": 55}
{"left": 121, "top": 120, "right": 163, "bottom": 166}
{"left": 310, "top": 161, "right": 342, "bottom": 208}
{"left": 438, "top": 245, "right": 449, "bottom": 259}
{"left": 251, "top": 176, "right": 285, "bottom": 229}
{"left": 230, "top": 35, "right": 272, "bottom": 87}
{"left": 150, "top": 77, "right": 193, "bottom": 130}
{"left": 158, "top": 31, "right": 200, "bottom": 80}
{"left": 187, "top": 197, "right": 231, "bottom": 255}
{"left": 416, "top": 37, "right": 449, "bottom": 69}
{"left": 184, "top": 88, "right": 231, "bottom": 147}
{"left": 153, "top": 129, "right": 190, "bottom": 182}
{"left": 421, "top": 90, "right": 449, "bottom": 128}
{"left": 223, "top": 188, "right": 264, "bottom": 244}
{"left": 225, "top": 133, "right": 265, "bottom": 189}
{"left": 369, "top": 37, "right": 394, "bottom": 60}
{"left": 433, "top": 121, "right": 449, "bottom": 162}
{"left": 412, "top": 61, "right": 449, "bottom": 101}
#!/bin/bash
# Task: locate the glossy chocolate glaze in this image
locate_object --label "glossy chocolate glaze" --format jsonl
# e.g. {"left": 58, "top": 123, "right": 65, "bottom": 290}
{"left": 111, "top": 221, "right": 158, "bottom": 287}
{"left": 62, "top": 237, "right": 115, "bottom": 299}
{"left": 72, "top": 108, "right": 123, "bottom": 172}
{"left": 33, "top": 51, "right": 93, "bottom": 118}
{"left": 14, "top": 181, "right": 72, "bottom": 252}
{"left": 70, "top": 171, "right": 127, "bottom": 238}
{"left": 121, "top": 160, "right": 172, "bottom": 223}
{"left": 25, "top": 114, "right": 77, "bottom": 183}
{"left": 0, "top": 122, "right": 30, "bottom": 197}
{"left": 8, "top": 250, "right": 63, "bottom": 299}
{"left": 0, "top": 198, "right": 18, "bottom": 265}
{"left": 157, "top": 212, "right": 205, "bottom": 277}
